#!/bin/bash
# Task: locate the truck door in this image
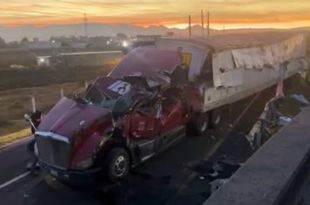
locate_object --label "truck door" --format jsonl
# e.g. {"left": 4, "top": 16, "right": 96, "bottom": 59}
{"left": 158, "top": 89, "right": 186, "bottom": 132}
{"left": 123, "top": 89, "right": 187, "bottom": 139}
{"left": 124, "top": 105, "right": 161, "bottom": 139}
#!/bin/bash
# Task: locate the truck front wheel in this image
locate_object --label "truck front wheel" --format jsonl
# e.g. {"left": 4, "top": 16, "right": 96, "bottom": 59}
{"left": 104, "top": 147, "right": 130, "bottom": 182}
{"left": 186, "top": 112, "right": 209, "bottom": 136}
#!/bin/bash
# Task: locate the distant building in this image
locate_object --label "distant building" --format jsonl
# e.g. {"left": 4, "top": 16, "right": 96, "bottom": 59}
{"left": 136, "top": 35, "right": 162, "bottom": 41}
{"left": 166, "top": 32, "right": 174, "bottom": 37}
{"left": 67, "top": 41, "right": 88, "bottom": 49}
{"left": 36, "top": 51, "right": 122, "bottom": 68}
{"left": 37, "top": 56, "right": 51, "bottom": 67}
{"left": 20, "top": 39, "right": 61, "bottom": 50}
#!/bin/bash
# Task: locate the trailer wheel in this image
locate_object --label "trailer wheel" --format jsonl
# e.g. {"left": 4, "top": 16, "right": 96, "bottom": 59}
{"left": 209, "top": 109, "right": 222, "bottom": 128}
{"left": 186, "top": 112, "right": 209, "bottom": 136}
{"left": 104, "top": 147, "right": 130, "bottom": 182}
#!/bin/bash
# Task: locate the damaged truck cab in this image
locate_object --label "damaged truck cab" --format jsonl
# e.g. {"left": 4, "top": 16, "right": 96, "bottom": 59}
{"left": 28, "top": 47, "right": 204, "bottom": 184}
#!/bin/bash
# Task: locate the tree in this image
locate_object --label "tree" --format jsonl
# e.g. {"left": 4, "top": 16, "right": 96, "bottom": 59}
{"left": 7, "top": 41, "right": 19, "bottom": 48}
{"left": 20, "top": 37, "right": 29, "bottom": 45}
{"left": 0, "top": 37, "right": 7, "bottom": 48}
{"left": 116, "top": 33, "right": 127, "bottom": 40}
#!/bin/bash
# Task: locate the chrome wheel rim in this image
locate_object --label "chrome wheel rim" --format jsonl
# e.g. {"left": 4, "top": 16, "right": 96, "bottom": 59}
{"left": 214, "top": 114, "right": 221, "bottom": 125}
{"left": 198, "top": 115, "right": 208, "bottom": 132}
{"left": 114, "top": 155, "right": 126, "bottom": 177}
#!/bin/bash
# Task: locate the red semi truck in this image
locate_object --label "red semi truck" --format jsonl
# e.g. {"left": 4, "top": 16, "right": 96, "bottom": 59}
{"left": 25, "top": 33, "right": 307, "bottom": 184}
{"left": 26, "top": 47, "right": 206, "bottom": 184}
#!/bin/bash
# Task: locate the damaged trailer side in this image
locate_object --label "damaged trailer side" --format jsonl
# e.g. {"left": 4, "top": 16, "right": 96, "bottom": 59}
{"left": 156, "top": 33, "right": 308, "bottom": 113}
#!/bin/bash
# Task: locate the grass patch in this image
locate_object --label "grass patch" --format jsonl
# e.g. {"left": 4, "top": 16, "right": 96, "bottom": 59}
{"left": 0, "top": 120, "right": 29, "bottom": 146}
{"left": 0, "top": 128, "right": 31, "bottom": 147}
{"left": 0, "top": 120, "right": 28, "bottom": 135}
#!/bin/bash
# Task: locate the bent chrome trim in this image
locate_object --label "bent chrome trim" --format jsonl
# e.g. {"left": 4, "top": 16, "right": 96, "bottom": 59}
{"left": 35, "top": 131, "right": 70, "bottom": 143}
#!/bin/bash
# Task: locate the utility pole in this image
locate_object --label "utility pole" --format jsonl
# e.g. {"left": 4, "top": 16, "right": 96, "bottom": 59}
{"left": 84, "top": 12, "right": 88, "bottom": 40}
{"left": 188, "top": 15, "right": 192, "bottom": 37}
{"left": 201, "top": 10, "right": 205, "bottom": 37}
{"left": 207, "top": 11, "right": 210, "bottom": 36}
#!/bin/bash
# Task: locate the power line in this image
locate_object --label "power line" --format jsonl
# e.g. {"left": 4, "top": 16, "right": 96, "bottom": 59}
{"left": 188, "top": 15, "right": 192, "bottom": 37}
{"left": 201, "top": 10, "right": 205, "bottom": 37}
{"left": 207, "top": 11, "right": 210, "bottom": 36}
{"left": 83, "top": 12, "right": 88, "bottom": 39}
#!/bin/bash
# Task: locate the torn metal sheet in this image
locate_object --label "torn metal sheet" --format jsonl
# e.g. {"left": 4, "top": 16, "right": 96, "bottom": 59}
{"left": 231, "top": 34, "right": 306, "bottom": 70}
{"left": 213, "top": 34, "right": 307, "bottom": 88}
{"left": 246, "top": 97, "right": 280, "bottom": 149}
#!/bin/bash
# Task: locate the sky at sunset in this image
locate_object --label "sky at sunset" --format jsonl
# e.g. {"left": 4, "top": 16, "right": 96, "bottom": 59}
{"left": 0, "top": 0, "right": 310, "bottom": 29}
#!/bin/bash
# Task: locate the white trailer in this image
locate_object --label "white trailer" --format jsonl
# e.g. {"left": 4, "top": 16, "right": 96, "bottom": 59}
{"left": 156, "top": 32, "right": 308, "bottom": 113}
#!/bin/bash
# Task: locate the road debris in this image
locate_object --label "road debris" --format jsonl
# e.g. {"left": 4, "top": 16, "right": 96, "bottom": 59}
{"left": 194, "top": 157, "right": 241, "bottom": 193}
{"left": 199, "top": 176, "right": 205, "bottom": 180}
{"left": 246, "top": 96, "right": 280, "bottom": 149}
{"left": 246, "top": 90, "right": 310, "bottom": 149}
{"left": 195, "top": 158, "right": 240, "bottom": 178}
{"left": 290, "top": 94, "right": 309, "bottom": 105}
{"left": 210, "top": 179, "right": 229, "bottom": 193}
{"left": 278, "top": 116, "right": 292, "bottom": 126}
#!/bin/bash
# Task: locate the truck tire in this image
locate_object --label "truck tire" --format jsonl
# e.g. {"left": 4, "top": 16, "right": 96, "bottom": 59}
{"left": 104, "top": 147, "right": 130, "bottom": 182}
{"left": 186, "top": 112, "right": 209, "bottom": 136}
{"left": 209, "top": 109, "right": 222, "bottom": 128}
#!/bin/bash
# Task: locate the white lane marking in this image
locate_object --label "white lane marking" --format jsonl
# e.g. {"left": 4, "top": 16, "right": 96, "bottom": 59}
{"left": 0, "top": 172, "right": 30, "bottom": 190}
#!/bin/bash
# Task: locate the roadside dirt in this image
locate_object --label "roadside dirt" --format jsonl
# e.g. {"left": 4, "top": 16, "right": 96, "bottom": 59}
{"left": 0, "top": 58, "right": 119, "bottom": 143}
{"left": 0, "top": 82, "right": 83, "bottom": 145}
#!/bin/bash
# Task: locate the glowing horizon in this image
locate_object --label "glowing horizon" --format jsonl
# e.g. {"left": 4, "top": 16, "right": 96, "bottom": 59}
{"left": 0, "top": 0, "right": 309, "bottom": 29}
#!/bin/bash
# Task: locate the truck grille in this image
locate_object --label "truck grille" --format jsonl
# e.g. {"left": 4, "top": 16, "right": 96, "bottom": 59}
{"left": 36, "top": 134, "right": 71, "bottom": 169}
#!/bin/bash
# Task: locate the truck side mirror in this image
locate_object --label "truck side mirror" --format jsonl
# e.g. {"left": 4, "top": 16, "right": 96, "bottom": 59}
{"left": 24, "top": 111, "right": 42, "bottom": 133}
{"left": 24, "top": 113, "right": 31, "bottom": 121}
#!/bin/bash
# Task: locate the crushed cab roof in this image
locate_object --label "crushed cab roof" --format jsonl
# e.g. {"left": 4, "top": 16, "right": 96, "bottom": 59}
{"left": 108, "top": 47, "right": 181, "bottom": 80}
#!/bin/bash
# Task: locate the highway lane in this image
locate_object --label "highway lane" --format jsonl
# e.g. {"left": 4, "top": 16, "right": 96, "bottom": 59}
{"left": 0, "top": 130, "right": 227, "bottom": 205}
{"left": 0, "top": 85, "right": 277, "bottom": 205}
{"left": 0, "top": 137, "right": 32, "bottom": 185}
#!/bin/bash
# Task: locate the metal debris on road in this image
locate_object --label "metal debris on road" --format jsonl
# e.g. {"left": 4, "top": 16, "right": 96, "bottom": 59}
{"left": 278, "top": 116, "right": 292, "bottom": 126}
{"left": 195, "top": 158, "right": 240, "bottom": 180}
{"left": 290, "top": 94, "right": 310, "bottom": 105}
{"left": 246, "top": 96, "right": 284, "bottom": 149}
{"left": 191, "top": 158, "right": 241, "bottom": 196}
{"left": 210, "top": 179, "right": 229, "bottom": 193}
{"left": 199, "top": 176, "right": 205, "bottom": 180}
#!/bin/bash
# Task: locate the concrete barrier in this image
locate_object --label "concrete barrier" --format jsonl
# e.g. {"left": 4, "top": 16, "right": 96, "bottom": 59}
{"left": 203, "top": 106, "right": 310, "bottom": 205}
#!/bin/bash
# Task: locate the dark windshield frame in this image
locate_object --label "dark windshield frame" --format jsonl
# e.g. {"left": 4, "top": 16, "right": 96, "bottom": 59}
{"left": 83, "top": 85, "right": 107, "bottom": 106}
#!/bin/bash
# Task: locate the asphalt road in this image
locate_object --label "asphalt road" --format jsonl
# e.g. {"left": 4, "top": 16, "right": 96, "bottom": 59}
{"left": 0, "top": 86, "right": 277, "bottom": 205}
{"left": 0, "top": 137, "right": 32, "bottom": 185}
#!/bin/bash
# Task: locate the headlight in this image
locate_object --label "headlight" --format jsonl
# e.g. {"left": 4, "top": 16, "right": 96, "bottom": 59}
{"left": 122, "top": 40, "right": 128, "bottom": 47}
{"left": 75, "top": 158, "right": 93, "bottom": 170}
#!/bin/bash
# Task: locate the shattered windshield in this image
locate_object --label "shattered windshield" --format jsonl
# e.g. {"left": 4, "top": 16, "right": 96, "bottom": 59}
{"left": 83, "top": 84, "right": 132, "bottom": 115}
{"left": 83, "top": 86, "right": 105, "bottom": 105}
{"left": 83, "top": 85, "right": 115, "bottom": 109}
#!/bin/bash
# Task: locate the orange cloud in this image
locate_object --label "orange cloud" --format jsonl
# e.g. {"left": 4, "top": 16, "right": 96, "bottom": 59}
{"left": 0, "top": 0, "right": 309, "bottom": 29}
